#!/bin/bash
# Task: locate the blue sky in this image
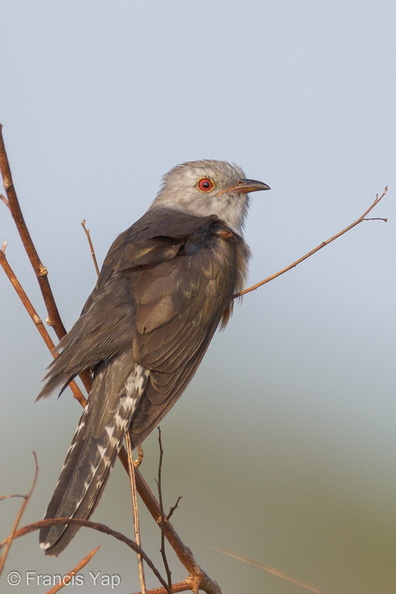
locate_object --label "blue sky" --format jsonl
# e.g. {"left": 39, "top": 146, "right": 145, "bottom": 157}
{"left": 1, "top": 2, "right": 396, "bottom": 593}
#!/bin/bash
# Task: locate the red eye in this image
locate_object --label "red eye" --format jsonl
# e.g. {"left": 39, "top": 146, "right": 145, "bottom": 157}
{"left": 197, "top": 178, "right": 215, "bottom": 192}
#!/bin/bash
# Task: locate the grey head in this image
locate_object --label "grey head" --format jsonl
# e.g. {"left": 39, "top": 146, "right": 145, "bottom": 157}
{"left": 150, "top": 160, "right": 270, "bottom": 234}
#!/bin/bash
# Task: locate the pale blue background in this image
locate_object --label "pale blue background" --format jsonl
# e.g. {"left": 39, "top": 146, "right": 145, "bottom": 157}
{"left": 1, "top": 1, "right": 396, "bottom": 593}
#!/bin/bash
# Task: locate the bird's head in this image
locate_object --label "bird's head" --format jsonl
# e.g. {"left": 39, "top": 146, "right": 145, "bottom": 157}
{"left": 150, "top": 160, "right": 270, "bottom": 234}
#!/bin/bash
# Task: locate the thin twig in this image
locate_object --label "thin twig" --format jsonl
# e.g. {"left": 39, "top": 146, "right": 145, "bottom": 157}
{"left": 167, "top": 496, "right": 182, "bottom": 522}
{"left": 0, "top": 452, "right": 39, "bottom": 576}
{"left": 81, "top": 219, "right": 100, "bottom": 277}
{"left": 235, "top": 186, "right": 389, "bottom": 298}
{"left": 0, "top": 495, "right": 26, "bottom": 501}
{"left": 125, "top": 431, "right": 148, "bottom": 594}
{"left": 155, "top": 428, "right": 173, "bottom": 590}
{"left": 44, "top": 546, "right": 100, "bottom": 594}
{"left": 0, "top": 518, "right": 169, "bottom": 591}
{"left": 216, "top": 548, "right": 327, "bottom": 594}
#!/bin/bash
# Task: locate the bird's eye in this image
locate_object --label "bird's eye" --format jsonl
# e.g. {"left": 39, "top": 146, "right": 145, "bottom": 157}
{"left": 197, "top": 178, "right": 215, "bottom": 192}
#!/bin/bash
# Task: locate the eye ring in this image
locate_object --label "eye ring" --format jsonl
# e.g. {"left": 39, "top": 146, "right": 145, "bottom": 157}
{"left": 197, "top": 178, "right": 216, "bottom": 192}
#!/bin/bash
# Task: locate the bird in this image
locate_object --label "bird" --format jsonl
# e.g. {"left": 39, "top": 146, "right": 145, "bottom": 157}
{"left": 37, "top": 159, "right": 270, "bottom": 555}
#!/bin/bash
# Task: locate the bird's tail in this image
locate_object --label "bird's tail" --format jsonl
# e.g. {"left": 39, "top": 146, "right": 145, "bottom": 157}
{"left": 39, "top": 355, "right": 148, "bottom": 556}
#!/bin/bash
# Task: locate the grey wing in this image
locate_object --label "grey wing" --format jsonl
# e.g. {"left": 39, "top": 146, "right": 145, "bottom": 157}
{"left": 36, "top": 240, "right": 184, "bottom": 399}
{"left": 37, "top": 209, "right": 217, "bottom": 400}
{"left": 128, "top": 222, "right": 240, "bottom": 446}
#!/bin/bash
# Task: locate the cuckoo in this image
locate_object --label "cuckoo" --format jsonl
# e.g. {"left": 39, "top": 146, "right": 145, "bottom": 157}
{"left": 38, "top": 159, "right": 270, "bottom": 555}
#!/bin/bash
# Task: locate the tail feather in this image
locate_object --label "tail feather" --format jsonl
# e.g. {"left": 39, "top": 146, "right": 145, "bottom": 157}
{"left": 39, "top": 356, "right": 149, "bottom": 556}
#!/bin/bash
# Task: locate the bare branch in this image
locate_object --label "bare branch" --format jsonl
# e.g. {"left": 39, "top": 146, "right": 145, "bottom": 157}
{"left": 0, "top": 518, "right": 169, "bottom": 591}
{"left": 0, "top": 249, "right": 88, "bottom": 407}
{"left": 235, "top": 186, "right": 389, "bottom": 298}
{"left": 125, "top": 431, "right": 149, "bottom": 594}
{"left": 156, "top": 428, "right": 173, "bottom": 590}
{"left": 0, "top": 250, "right": 56, "bottom": 354}
{"left": 0, "top": 452, "right": 39, "bottom": 576}
{"left": 81, "top": 219, "right": 100, "bottom": 277}
{"left": 44, "top": 546, "right": 100, "bottom": 594}
{"left": 0, "top": 125, "right": 93, "bottom": 397}
{"left": 0, "top": 495, "right": 26, "bottom": 501}
{"left": 0, "top": 124, "right": 66, "bottom": 335}
{"left": 217, "top": 548, "right": 327, "bottom": 594}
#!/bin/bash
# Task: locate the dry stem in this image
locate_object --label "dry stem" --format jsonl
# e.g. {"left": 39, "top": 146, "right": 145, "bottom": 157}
{"left": 81, "top": 219, "right": 100, "bottom": 276}
{"left": 0, "top": 518, "right": 169, "bottom": 590}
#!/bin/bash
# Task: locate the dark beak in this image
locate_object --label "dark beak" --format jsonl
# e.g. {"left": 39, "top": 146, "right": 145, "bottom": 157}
{"left": 237, "top": 178, "right": 271, "bottom": 193}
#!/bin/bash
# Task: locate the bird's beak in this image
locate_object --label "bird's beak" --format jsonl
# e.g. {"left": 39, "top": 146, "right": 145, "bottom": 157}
{"left": 216, "top": 178, "right": 271, "bottom": 197}
{"left": 217, "top": 178, "right": 271, "bottom": 197}
{"left": 236, "top": 178, "right": 271, "bottom": 194}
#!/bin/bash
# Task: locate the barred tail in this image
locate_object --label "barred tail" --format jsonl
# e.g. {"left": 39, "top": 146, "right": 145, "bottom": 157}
{"left": 39, "top": 356, "right": 148, "bottom": 556}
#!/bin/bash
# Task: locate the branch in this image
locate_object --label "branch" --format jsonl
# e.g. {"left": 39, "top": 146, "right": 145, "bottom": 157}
{"left": 125, "top": 431, "right": 150, "bottom": 594}
{"left": 0, "top": 124, "right": 66, "bottom": 336}
{"left": 0, "top": 248, "right": 56, "bottom": 354}
{"left": 0, "top": 452, "right": 39, "bottom": 576}
{"left": 0, "top": 248, "right": 87, "bottom": 407}
{"left": 235, "top": 186, "right": 389, "bottom": 298}
{"left": 81, "top": 219, "right": 100, "bottom": 277}
{"left": 155, "top": 428, "right": 173, "bottom": 590}
{"left": 0, "top": 518, "right": 169, "bottom": 591}
{"left": 0, "top": 125, "right": 92, "bottom": 396}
